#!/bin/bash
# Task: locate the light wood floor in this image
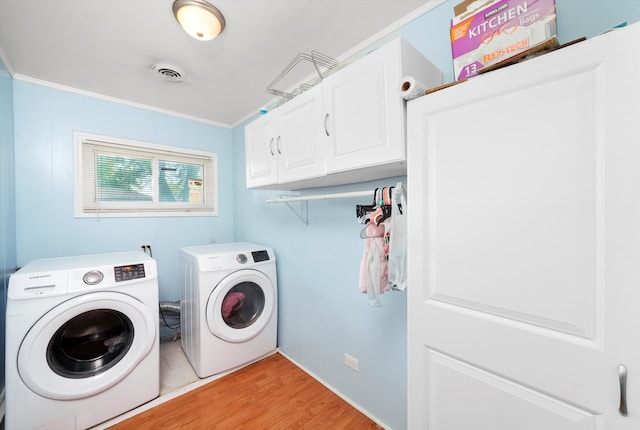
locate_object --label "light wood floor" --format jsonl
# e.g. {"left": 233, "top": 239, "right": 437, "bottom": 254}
{"left": 109, "top": 353, "right": 383, "bottom": 429}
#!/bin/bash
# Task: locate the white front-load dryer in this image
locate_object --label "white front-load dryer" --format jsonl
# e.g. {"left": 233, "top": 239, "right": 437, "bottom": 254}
{"left": 180, "top": 242, "right": 277, "bottom": 378}
{"left": 5, "top": 251, "right": 159, "bottom": 430}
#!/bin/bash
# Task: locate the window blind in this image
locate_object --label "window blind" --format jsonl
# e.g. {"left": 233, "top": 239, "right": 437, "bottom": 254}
{"left": 77, "top": 135, "right": 217, "bottom": 217}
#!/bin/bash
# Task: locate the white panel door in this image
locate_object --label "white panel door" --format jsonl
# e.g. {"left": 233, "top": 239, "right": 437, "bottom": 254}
{"left": 407, "top": 23, "right": 640, "bottom": 429}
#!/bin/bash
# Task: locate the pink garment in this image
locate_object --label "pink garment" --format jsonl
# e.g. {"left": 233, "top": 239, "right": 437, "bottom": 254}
{"left": 358, "top": 222, "right": 389, "bottom": 307}
{"left": 222, "top": 292, "right": 245, "bottom": 318}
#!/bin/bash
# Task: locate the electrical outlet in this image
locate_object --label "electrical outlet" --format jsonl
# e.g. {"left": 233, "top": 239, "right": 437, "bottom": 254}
{"left": 344, "top": 353, "right": 359, "bottom": 372}
{"left": 139, "top": 243, "right": 152, "bottom": 250}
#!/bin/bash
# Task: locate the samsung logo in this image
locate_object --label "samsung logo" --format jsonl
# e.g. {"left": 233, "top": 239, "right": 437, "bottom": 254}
{"left": 29, "top": 274, "right": 51, "bottom": 280}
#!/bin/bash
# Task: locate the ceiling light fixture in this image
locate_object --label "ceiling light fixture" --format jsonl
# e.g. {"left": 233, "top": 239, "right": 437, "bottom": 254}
{"left": 172, "top": 0, "right": 225, "bottom": 41}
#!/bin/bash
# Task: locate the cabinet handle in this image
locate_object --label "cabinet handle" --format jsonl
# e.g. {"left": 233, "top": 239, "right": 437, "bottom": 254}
{"left": 276, "top": 136, "right": 282, "bottom": 154}
{"left": 269, "top": 138, "right": 275, "bottom": 156}
{"left": 619, "top": 364, "right": 628, "bottom": 416}
{"left": 324, "top": 113, "right": 330, "bottom": 137}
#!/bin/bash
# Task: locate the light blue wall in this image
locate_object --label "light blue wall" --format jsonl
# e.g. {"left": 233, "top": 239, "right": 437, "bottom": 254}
{"left": 12, "top": 82, "right": 234, "bottom": 300}
{"left": 3, "top": 1, "right": 639, "bottom": 428}
{"left": 0, "top": 57, "right": 16, "bottom": 397}
{"left": 232, "top": 2, "right": 640, "bottom": 429}
{"left": 556, "top": 0, "right": 640, "bottom": 41}
{"left": 233, "top": 125, "right": 410, "bottom": 426}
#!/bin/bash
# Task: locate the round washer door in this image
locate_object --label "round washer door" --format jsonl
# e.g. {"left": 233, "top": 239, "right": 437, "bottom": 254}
{"left": 206, "top": 269, "right": 275, "bottom": 343}
{"left": 18, "top": 291, "right": 156, "bottom": 400}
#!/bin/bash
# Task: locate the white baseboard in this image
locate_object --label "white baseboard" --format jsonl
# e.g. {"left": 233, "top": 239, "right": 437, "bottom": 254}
{"left": 277, "top": 349, "right": 391, "bottom": 430}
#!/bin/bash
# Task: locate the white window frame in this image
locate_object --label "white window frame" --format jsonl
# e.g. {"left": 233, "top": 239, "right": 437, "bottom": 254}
{"left": 74, "top": 132, "right": 219, "bottom": 218}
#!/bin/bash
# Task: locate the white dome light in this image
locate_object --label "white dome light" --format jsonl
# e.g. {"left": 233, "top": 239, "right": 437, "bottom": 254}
{"left": 172, "top": 0, "right": 225, "bottom": 41}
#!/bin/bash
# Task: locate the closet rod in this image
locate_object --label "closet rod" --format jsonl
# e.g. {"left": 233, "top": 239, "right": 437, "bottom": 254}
{"left": 265, "top": 190, "right": 371, "bottom": 204}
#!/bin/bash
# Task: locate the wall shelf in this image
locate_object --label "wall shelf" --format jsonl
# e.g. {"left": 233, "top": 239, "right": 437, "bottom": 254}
{"left": 266, "top": 190, "right": 373, "bottom": 224}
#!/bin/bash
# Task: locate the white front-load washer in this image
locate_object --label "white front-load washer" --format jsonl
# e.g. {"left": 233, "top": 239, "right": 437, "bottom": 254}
{"left": 5, "top": 251, "right": 159, "bottom": 430}
{"left": 180, "top": 242, "right": 277, "bottom": 378}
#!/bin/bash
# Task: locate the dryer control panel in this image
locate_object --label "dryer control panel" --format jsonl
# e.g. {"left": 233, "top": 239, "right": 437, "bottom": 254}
{"left": 114, "top": 263, "right": 146, "bottom": 282}
{"left": 251, "top": 250, "right": 270, "bottom": 262}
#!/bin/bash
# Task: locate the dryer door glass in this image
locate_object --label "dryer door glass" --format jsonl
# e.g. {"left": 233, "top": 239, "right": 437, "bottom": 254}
{"left": 46, "top": 309, "right": 134, "bottom": 378}
{"left": 206, "top": 269, "right": 275, "bottom": 343}
{"left": 221, "top": 282, "right": 265, "bottom": 329}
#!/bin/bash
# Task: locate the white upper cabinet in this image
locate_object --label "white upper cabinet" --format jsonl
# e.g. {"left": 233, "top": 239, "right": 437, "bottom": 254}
{"left": 245, "top": 37, "right": 441, "bottom": 190}
{"left": 245, "top": 110, "right": 277, "bottom": 188}
{"left": 245, "top": 85, "right": 325, "bottom": 188}
{"left": 323, "top": 38, "right": 441, "bottom": 174}
{"left": 275, "top": 84, "right": 325, "bottom": 184}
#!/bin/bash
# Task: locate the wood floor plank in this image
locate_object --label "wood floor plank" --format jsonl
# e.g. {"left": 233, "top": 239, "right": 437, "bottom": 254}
{"left": 109, "top": 353, "right": 383, "bottom": 430}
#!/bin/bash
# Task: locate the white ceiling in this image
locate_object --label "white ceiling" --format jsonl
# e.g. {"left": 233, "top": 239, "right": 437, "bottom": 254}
{"left": 0, "top": 0, "right": 436, "bottom": 127}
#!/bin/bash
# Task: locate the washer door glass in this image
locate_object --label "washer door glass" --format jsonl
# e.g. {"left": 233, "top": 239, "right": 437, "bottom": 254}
{"left": 206, "top": 269, "right": 275, "bottom": 343}
{"left": 18, "top": 292, "right": 156, "bottom": 400}
{"left": 47, "top": 309, "right": 134, "bottom": 378}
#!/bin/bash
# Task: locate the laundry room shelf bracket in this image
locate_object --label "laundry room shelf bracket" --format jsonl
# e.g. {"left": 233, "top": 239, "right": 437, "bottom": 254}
{"left": 269, "top": 195, "right": 309, "bottom": 224}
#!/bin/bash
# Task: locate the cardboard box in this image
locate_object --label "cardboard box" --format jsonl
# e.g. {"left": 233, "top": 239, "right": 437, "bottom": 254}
{"left": 450, "top": 0, "right": 557, "bottom": 80}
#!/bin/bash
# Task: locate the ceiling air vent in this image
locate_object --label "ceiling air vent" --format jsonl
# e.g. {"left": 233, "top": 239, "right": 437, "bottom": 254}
{"left": 150, "top": 63, "right": 185, "bottom": 82}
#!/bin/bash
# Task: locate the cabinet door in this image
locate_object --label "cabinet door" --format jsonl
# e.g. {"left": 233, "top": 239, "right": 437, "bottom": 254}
{"left": 323, "top": 39, "right": 404, "bottom": 173}
{"left": 276, "top": 84, "right": 325, "bottom": 183}
{"left": 244, "top": 112, "right": 277, "bottom": 188}
{"left": 407, "top": 23, "right": 640, "bottom": 429}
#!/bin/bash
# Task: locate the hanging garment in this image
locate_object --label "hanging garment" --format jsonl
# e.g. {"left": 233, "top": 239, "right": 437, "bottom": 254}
{"left": 359, "top": 222, "right": 389, "bottom": 307}
{"left": 388, "top": 182, "right": 408, "bottom": 291}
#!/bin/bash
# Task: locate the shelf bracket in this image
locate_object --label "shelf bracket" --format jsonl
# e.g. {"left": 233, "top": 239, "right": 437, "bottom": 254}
{"left": 279, "top": 196, "right": 308, "bottom": 225}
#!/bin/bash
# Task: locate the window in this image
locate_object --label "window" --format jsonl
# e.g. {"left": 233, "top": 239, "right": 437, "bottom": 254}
{"left": 74, "top": 132, "right": 218, "bottom": 217}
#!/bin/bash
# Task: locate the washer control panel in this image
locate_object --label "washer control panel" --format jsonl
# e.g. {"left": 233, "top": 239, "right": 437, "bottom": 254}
{"left": 114, "top": 263, "right": 146, "bottom": 282}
